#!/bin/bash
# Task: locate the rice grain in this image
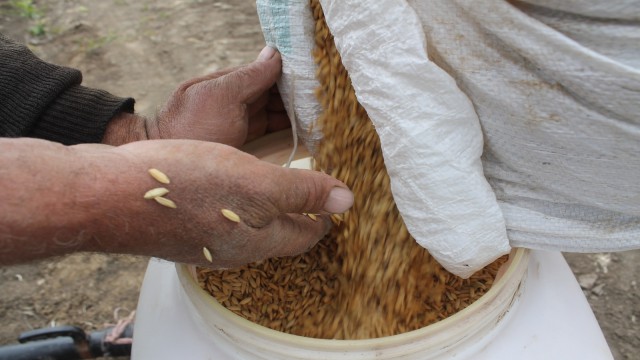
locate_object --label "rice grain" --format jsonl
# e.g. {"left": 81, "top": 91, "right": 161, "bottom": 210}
{"left": 154, "top": 196, "right": 177, "bottom": 209}
{"left": 148, "top": 168, "right": 171, "bottom": 184}
{"left": 144, "top": 187, "right": 169, "bottom": 199}
{"left": 203, "top": 247, "right": 213, "bottom": 263}
{"left": 221, "top": 209, "right": 241, "bottom": 223}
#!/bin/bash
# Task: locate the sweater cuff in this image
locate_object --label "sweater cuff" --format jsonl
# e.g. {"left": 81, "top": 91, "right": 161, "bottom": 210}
{"left": 29, "top": 85, "right": 135, "bottom": 145}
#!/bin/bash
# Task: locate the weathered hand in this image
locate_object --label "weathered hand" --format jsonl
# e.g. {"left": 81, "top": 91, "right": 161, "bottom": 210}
{"left": 150, "top": 46, "right": 289, "bottom": 147}
{"left": 88, "top": 139, "right": 352, "bottom": 268}
{"left": 0, "top": 138, "right": 353, "bottom": 267}
{"left": 102, "top": 47, "right": 290, "bottom": 147}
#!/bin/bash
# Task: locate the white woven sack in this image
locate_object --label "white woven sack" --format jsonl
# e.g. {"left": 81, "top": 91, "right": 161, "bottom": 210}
{"left": 406, "top": 0, "right": 640, "bottom": 252}
{"left": 256, "top": 0, "right": 323, "bottom": 155}
{"left": 257, "top": 0, "right": 640, "bottom": 278}
{"left": 258, "top": 0, "right": 511, "bottom": 278}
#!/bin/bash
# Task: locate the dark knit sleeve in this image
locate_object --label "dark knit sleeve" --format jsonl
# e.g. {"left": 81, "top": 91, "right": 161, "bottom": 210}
{"left": 0, "top": 33, "right": 134, "bottom": 145}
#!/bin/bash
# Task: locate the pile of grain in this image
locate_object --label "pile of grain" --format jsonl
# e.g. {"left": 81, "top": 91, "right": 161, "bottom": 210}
{"left": 197, "top": 0, "right": 507, "bottom": 340}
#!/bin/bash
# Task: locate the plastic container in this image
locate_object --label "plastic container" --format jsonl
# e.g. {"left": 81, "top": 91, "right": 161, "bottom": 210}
{"left": 173, "top": 129, "right": 531, "bottom": 359}
{"left": 177, "top": 249, "right": 527, "bottom": 360}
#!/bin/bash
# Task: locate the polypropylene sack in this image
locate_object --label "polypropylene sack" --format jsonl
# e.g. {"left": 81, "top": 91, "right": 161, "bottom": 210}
{"left": 258, "top": 0, "right": 510, "bottom": 278}
{"left": 256, "top": 0, "right": 324, "bottom": 155}
{"left": 407, "top": 0, "right": 640, "bottom": 252}
{"left": 257, "top": 0, "right": 640, "bottom": 278}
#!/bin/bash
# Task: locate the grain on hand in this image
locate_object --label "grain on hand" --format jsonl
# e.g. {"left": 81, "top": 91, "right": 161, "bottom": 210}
{"left": 148, "top": 168, "right": 171, "bottom": 184}
{"left": 221, "top": 209, "right": 241, "bottom": 223}
{"left": 203, "top": 247, "right": 213, "bottom": 263}
{"left": 154, "top": 196, "right": 177, "bottom": 209}
{"left": 144, "top": 187, "right": 170, "bottom": 200}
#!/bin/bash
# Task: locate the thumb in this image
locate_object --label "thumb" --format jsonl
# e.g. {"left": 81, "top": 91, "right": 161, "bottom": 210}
{"left": 249, "top": 164, "right": 353, "bottom": 259}
{"left": 221, "top": 46, "right": 282, "bottom": 103}
{"left": 263, "top": 165, "right": 354, "bottom": 215}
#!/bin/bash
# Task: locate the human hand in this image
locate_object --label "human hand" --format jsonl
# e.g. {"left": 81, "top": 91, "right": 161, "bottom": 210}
{"left": 87, "top": 139, "right": 352, "bottom": 268}
{"left": 152, "top": 46, "right": 290, "bottom": 147}
{"left": 103, "top": 47, "right": 290, "bottom": 147}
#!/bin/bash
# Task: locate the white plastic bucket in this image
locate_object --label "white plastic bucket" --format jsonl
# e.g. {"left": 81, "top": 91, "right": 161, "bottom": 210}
{"left": 173, "top": 130, "right": 531, "bottom": 360}
{"left": 177, "top": 248, "right": 527, "bottom": 360}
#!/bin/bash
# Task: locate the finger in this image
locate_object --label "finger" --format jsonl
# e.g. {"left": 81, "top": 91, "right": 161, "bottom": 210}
{"left": 247, "top": 91, "right": 269, "bottom": 116}
{"left": 259, "top": 165, "right": 354, "bottom": 215}
{"left": 215, "top": 48, "right": 282, "bottom": 103}
{"left": 247, "top": 110, "right": 268, "bottom": 142}
{"left": 260, "top": 213, "right": 331, "bottom": 258}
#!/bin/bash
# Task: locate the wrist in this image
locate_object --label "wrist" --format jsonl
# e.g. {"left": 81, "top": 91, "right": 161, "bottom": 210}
{"left": 79, "top": 143, "right": 168, "bottom": 256}
{"left": 0, "top": 139, "right": 116, "bottom": 264}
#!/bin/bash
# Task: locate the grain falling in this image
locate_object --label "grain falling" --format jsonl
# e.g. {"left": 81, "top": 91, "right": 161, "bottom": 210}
{"left": 197, "top": 0, "right": 507, "bottom": 340}
{"left": 221, "top": 209, "right": 241, "bottom": 223}
{"left": 154, "top": 196, "right": 176, "bottom": 209}
{"left": 148, "top": 168, "right": 171, "bottom": 184}
{"left": 144, "top": 187, "right": 169, "bottom": 200}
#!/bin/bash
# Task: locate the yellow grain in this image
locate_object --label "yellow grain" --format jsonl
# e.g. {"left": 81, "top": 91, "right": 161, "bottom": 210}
{"left": 221, "top": 209, "right": 241, "bottom": 223}
{"left": 203, "top": 247, "right": 213, "bottom": 263}
{"left": 143, "top": 187, "right": 169, "bottom": 199}
{"left": 239, "top": 297, "right": 252, "bottom": 305}
{"left": 154, "top": 196, "right": 176, "bottom": 209}
{"left": 148, "top": 168, "right": 170, "bottom": 184}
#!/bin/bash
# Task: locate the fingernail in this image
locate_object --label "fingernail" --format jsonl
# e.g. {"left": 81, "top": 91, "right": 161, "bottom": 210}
{"left": 257, "top": 46, "right": 277, "bottom": 61}
{"left": 323, "top": 187, "right": 354, "bottom": 214}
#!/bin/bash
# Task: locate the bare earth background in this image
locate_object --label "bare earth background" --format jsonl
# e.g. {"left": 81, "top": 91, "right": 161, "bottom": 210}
{"left": 0, "top": 1, "right": 638, "bottom": 359}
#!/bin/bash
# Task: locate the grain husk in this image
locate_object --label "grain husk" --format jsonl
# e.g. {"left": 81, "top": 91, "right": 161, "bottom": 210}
{"left": 148, "top": 168, "right": 171, "bottom": 184}
{"left": 221, "top": 209, "right": 241, "bottom": 223}
{"left": 144, "top": 187, "right": 170, "bottom": 200}
{"left": 154, "top": 196, "right": 176, "bottom": 209}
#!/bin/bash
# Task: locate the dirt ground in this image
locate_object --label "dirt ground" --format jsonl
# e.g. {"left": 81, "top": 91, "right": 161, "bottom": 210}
{"left": 0, "top": 1, "right": 637, "bottom": 359}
